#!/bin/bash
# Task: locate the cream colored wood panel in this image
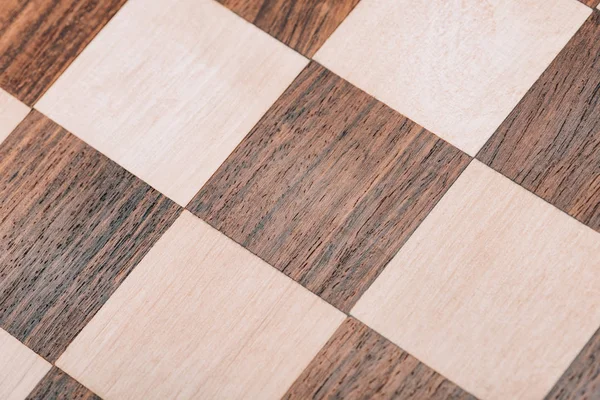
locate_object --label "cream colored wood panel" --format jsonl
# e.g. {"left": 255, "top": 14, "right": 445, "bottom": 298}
{"left": 315, "top": 0, "right": 590, "bottom": 156}
{"left": 0, "top": 89, "right": 29, "bottom": 145}
{"left": 0, "top": 328, "right": 51, "bottom": 400}
{"left": 352, "top": 161, "right": 600, "bottom": 400}
{"left": 57, "top": 211, "right": 344, "bottom": 400}
{"left": 36, "top": 0, "right": 307, "bottom": 206}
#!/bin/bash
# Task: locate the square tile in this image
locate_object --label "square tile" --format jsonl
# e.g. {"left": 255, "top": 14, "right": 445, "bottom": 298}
{"left": 57, "top": 211, "right": 345, "bottom": 400}
{"left": 283, "top": 317, "right": 475, "bottom": 400}
{"left": 36, "top": 0, "right": 307, "bottom": 206}
{"left": 315, "top": 0, "right": 590, "bottom": 156}
{"left": 0, "top": 328, "right": 50, "bottom": 400}
{"left": 0, "top": 88, "right": 29, "bottom": 145}
{"left": 217, "top": 0, "right": 359, "bottom": 56}
{"left": 352, "top": 161, "right": 600, "bottom": 400}
{"left": 0, "top": 111, "right": 180, "bottom": 362}
{"left": 478, "top": 11, "right": 600, "bottom": 233}
{"left": 0, "top": 0, "right": 126, "bottom": 105}
{"left": 188, "top": 62, "right": 470, "bottom": 312}
{"left": 25, "top": 367, "right": 99, "bottom": 400}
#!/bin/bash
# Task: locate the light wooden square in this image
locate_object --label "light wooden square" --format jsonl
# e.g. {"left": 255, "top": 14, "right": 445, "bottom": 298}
{"left": 0, "top": 328, "right": 50, "bottom": 400}
{"left": 36, "top": 0, "right": 307, "bottom": 206}
{"left": 57, "top": 211, "right": 344, "bottom": 400}
{"left": 352, "top": 161, "right": 600, "bottom": 400}
{"left": 315, "top": 0, "right": 590, "bottom": 156}
{"left": 0, "top": 89, "right": 29, "bottom": 145}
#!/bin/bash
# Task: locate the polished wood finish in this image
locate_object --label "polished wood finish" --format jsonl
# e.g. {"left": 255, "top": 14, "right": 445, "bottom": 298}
{"left": 189, "top": 62, "right": 470, "bottom": 312}
{"left": 478, "top": 11, "right": 600, "bottom": 232}
{"left": 545, "top": 327, "right": 600, "bottom": 399}
{"left": 0, "top": 0, "right": 127, "bottom": 105}
{"left": 0, "top": 111, "right": 180, "bottom": 362}
{"left": 284, "top": 317, "right": 475, "bottom": 400}
{"left": 27, "top": 367, "right": 100, "bottom": 400}
{"left": 217, "top": 0, "right": 360, "bottom": 57}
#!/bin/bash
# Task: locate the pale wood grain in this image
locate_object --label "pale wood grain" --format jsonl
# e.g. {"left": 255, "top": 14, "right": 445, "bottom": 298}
{"left": 352, "top": 161, "right": 600, "bottom": 400}
{"left": 57, "top": 211, "right": 345, "bottom": 400}
{"left": 0, "top": 88, "right": 29, "bottom": 145}
{"left": 36, "top": 0, "right": 307, "bottom": 206}
{"left": 477, "top": 11, "right": 600, "bottom": 233}
{"left": 315, "top": 0, "right": 590, "bottom": 156}
{"left": 0, "top": 328, "right": 51, "bottom": 400}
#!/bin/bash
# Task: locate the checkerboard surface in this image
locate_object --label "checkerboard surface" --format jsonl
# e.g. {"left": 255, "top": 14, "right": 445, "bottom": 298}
{"left": 1, "top": 0, "right": 599, "bottom": 399}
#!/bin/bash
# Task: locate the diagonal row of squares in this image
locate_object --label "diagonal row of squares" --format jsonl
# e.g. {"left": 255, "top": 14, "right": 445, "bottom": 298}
{"left": 1, "top": 0, "right": 600, "bottom": 399}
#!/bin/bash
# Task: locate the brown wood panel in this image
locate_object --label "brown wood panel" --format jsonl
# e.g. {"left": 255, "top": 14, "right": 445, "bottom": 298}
{"left": 0, "top": 0, "right": 127, "bottom": 105}
{"left": 578, "top": 0, "right": 599, "bottom": 8}
{"left": 477, "top": 11, "right": 600, "bottom": 233}
{"left": 0, "top": 111, "right": 181, "bottom": 362}
{"left": 283, "top": 317, "right": 476, "bottom": 400}
{"left": 216, "top": 0, "right": 360, "bottom": 57}
{"left": 188, "top": 62, "right": 470, "bottom": 312}
{"left": 26, "top": 367, "right": 100, "bottom": 400}
{"left": 545, "top": 327, "right": 600, "bottom": 400}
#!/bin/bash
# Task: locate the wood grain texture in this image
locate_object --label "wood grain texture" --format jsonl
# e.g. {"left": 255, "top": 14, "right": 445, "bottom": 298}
{"left": 217, "top": 0, "right": 360, "bottom": 57}
{"left": 283, "top": 317, "right": 476, "bottom": 400}
{"left": 0, "top": 328, "right": 51, "bottom": 400}
{"left": 545, "top": 325, "right": 600, "bottom": 399}
{"left": 0, "top": 111, "right": 181, "bottom": 362}
{"left": 478, "top": 11, "right": 600, "bottom": 233}
{"left": 352, "top": 161, "right": 600, "bottom": 400}
{"left": 0, "top": 88, "right": 29, "bottom": 145}
{"left": 315, "top": 0, "right": 590, "bottom": 156}
{"left": 580, "top": 0, "right": 600, "bottom": 8}
{"left": 0, "top": 0, "right": 126, "bottom": 105}
{"left": 36, "top": 0, "right": 307, "bottom": 206}
{"left": 188, "top": 62, "right": 470, "bottom": 312}
{"left": 57, "top": 211, "right": 345, "bottom": 400}
{"left": 26, "top": 367, "right": 99, "bottom": 400}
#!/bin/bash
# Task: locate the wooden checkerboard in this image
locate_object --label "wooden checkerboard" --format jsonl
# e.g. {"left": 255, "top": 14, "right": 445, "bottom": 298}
{"left": 1, "top": 0, "right": 599, "bottom": 399}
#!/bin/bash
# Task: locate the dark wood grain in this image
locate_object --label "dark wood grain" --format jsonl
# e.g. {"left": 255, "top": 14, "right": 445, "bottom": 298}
{"left": 478, "top": 11, "right": 600, "bottom": 233}
{"left": 545, "top": 327, "right": 600, "bottom": 400}
{"left": 578, "top": 0, "right": 600, "bottom": 8}
{"left": 26, "top": 367, "right": 100, "bottom": 400}
{"left": 0, "top": 0, "right": 127, "bottom": 105}
{"left": 216, "top": 0, "right": 359, "bottom": 57}
{"left": 0, "top": 110, "right": 181, "bottom": 362}
{"left": 283, "top": 317, "right": 476, "bottom": 400}
{"left": 188, "top": 62, "right": 470, "bottom": 312}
